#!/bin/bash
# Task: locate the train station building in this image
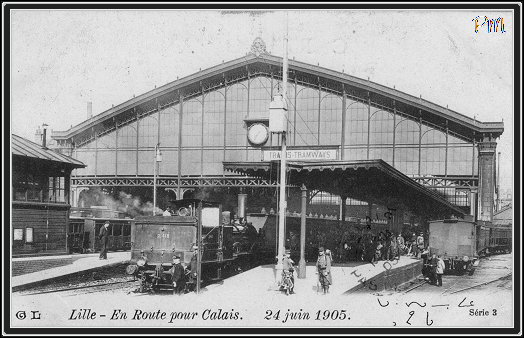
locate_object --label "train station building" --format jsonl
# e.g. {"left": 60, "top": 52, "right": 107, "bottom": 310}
{"left": 12, "top": 133, "right": 86, "bottom": 256}
{"left": 47, "top": 39, "right": 504, "bottom": 227}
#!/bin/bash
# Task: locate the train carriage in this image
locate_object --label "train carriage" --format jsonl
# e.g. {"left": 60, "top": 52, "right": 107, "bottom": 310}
{"left": 67, "top": 217, "right": 132, "bottom": 253}
{"left": 429, "top": 219, "right": 512, "bottom": 275}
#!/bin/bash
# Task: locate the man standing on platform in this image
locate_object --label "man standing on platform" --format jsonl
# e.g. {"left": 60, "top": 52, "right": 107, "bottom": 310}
{"left": 396, "top": 233, "right": 405, "bottom": 257}
{"left": 186, "top": 245, "right": 198, "bottom": 292}
{"left": 281, "top": 249, "right": 295, "bottom": 294}
{"left": 316, "top": 247, "right": 332, "bottom": 294}
{"left": 417, "top": 232, "right": 425, "bottom": 258}
{"left": 98, "top": 221, "right": 110, "bottom": 260}
{"left": 436, "top": 255, "right": 445, "bottom": 287}
{"left": 171, "top": 255, "right": 185, "bottom": 295}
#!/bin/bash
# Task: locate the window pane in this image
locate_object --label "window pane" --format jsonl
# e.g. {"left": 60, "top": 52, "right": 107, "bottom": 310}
{"left": 14, "top": 229, "right": 23, "bottom": 241}
{"left": 26, "top": 228, "right": 34, "bottom": 243}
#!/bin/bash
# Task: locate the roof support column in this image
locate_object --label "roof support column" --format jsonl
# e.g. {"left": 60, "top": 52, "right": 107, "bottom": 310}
{"left": 341, "top": 85, "right": 346, "bottom": 160}
{"left": 201, "top": 82, "right": 204, "bottom": 175}
{"left": 298, "top": 184, "right": 307, "bottom": 279}
{"left": 93, "top": 127, "right": 97, "bottom": 177}
{"left": 340, "top": 196, "right": 347, "bottom": 222}
{"left": 318, "top": 79, "right": 321, "bottom": 145}
{"left": 367, "top": 92, "right": 371, "bottom": 159}
{"left": 470, "top": 189, "right": 477, "bottom": 220}
{"left": 135, "top": 108, "right": 139, "bottom": 176}
{"left": 246, "top": 66, "right": 250, "bottom": 161}
{"left": 223, "top": 74, "right": 227, "bottom": 166}
{"left": 392, "top": 101, "right": 396, "bottom": 166}
{"left": 177, "top": 92, "right": 183, "bottom": 200}
{"left": 418, "top": 113, "right": 422, "bottom": 175}
{"left": 472, "top": 138, "right": 476, "bottom": 177}
{"left": 293, "top": 75, "right": 297, "bottom": 146}
{"left": 445, "top": 121, "right": 449, "bottom": 177}
{"left": 114, "top": 118, "right": 118, "bottom": 175}
{"left": 478, "top": 135, "right": 497, "bottom": 222}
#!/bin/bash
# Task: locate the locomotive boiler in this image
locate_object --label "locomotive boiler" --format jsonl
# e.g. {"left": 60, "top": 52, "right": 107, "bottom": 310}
{"left": 125, "top": 199, "right": 261, "bottom": 293}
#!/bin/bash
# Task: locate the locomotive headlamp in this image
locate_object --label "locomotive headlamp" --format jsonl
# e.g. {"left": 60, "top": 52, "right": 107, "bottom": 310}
{"left": 126, "top": 264, "right": 138, "bottom": 275}
{"left": 137, "top": 256, "right": 147, "bottom": 267}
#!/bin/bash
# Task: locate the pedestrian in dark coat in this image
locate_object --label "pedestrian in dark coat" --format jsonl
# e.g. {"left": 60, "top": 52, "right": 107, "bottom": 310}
{"left": 171, "top": 256, "right": 186, "bottom": 295}
{"left": 98, "top": 221, "right": 110, "bottom": 260}
{"left": 436, "top": 255, "right": 445, "bottom": 287}
{"left": 429, "top": 254, "right": 438, "bottom": 285}
{"left": 186, "top": 245, "right": 198, "bottom": 292}
{"left": 316, "top": 247, "right": 332, "bottom": 294}
{"left": 411, "top": 233, "right": 418, "bottom": 257}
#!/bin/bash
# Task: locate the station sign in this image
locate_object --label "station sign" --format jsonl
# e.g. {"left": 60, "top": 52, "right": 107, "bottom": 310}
{"left": 263, "top": 149, "right": 338, "bottom": 161}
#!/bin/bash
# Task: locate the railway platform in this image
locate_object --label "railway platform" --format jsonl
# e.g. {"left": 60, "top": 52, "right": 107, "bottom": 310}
{"left": 200, "top": 255, "right": 423, "bottom": 300}
{"left": 12, "top": 252, "right": 130, "bottom": 292}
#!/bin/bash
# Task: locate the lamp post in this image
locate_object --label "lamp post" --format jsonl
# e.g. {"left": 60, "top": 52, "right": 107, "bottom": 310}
{"left": 270, "top": 11, "right": 289, "bottom": 285}
{"left": 153, "top": 143, "right": 162, "bottom": 215}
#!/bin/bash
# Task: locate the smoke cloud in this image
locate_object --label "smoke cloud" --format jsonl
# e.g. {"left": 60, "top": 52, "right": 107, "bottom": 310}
{"left": 79, "top": 187, "right": 163, "bottom": 217}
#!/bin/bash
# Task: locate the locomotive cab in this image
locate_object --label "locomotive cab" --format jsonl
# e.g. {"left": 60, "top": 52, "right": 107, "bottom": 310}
{"left": 126, "top": 199, "right": 235, "bottom": 293}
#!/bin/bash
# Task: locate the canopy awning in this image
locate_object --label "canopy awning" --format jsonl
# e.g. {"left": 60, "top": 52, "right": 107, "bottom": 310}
{"left": 224, "top": 159, "right": 466, "bottom": 219}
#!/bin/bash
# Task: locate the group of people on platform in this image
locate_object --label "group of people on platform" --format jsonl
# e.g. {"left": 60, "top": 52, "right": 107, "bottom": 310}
{"left": 333, "top": 231, "right": 429, "bottom": 264}
{"left": 279, "top": 246, "right": 333, "bottom": 296}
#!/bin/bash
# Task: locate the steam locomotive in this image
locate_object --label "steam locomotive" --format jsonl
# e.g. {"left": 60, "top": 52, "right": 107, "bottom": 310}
{"left": 125, "top": 199, "right": 265, "bottom": 293}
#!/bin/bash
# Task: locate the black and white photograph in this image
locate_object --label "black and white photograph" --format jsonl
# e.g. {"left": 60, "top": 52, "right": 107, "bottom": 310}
{"left": 5, "top": 5, "right": 519, "bottom": 333}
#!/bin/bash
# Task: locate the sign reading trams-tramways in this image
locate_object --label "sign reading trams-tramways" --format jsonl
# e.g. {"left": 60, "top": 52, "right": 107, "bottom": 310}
{"left": 263, "top": 149, "right": 338, "bottom": 161}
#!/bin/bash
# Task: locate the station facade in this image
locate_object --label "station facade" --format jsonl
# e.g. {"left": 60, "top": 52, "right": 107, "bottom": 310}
{"left": 49, "top": 39, "right": 503, "bottom": 224}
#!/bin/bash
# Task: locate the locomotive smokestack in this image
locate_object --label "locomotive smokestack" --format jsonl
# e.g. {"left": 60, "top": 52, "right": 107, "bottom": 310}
{"left": 238, "top": 193, "right": 247, "bottom": 219}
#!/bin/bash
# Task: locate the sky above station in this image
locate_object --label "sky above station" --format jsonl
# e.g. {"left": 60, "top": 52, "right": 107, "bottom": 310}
{"left": 9, "top": 9, "right": 515, "bottom": 194}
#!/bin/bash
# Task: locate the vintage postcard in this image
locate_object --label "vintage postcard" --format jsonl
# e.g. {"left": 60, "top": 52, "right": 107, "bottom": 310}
{"left": 5, "top": 5, "right": 518, "bottom": 334}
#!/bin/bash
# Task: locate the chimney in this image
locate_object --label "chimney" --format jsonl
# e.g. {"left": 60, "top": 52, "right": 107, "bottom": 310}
{"left": 87, "top": 101, "right": 93, "bottom": 119}
{"left": 42, "top": 123, "right": 48, "bottom": 148}
{"left": 35, "top": 126, "right": 42, "bottom": 144}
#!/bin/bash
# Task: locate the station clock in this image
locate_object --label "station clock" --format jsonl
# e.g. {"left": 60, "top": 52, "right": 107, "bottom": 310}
{"left": 247, "top": 123, "right": 269, "bottom": 146}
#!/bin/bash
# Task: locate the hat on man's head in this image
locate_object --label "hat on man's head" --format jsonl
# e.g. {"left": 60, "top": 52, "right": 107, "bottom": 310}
{"left": 172, "top": 255, "right": 180, "bottom": 260}
{"left": 104, "top": 221, "right": 110, "bottom": 225}
{"left": 318, "top": 246, "right": 325, "bottom": 252}
{"left": 285, "top": 249, "right": 291, "bottom": 255}
{"left": 191, "top": 245, "right": 198, "bottom": 251}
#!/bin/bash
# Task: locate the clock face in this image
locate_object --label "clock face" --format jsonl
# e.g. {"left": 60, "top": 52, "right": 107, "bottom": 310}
{"left": 248, "top": 123, "right": 269, "bottom": 145}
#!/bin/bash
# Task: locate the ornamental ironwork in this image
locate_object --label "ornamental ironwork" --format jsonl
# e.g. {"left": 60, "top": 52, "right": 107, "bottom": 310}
{"left": 249, "top": 37, "right": 268, "bottom": 57}
{"left": 71, "top": 176, "right": 279, "bottom": 188}
{"left": 412, "top": 176, "right": 478, "bottom": 188}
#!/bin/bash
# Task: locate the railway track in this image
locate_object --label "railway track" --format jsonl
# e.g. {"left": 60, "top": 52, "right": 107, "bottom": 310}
{"left": 20, "top": 279, "right": 138, "bottom": 296}
{"left": 401, "top": 254, "right": 512, "bottom": 296}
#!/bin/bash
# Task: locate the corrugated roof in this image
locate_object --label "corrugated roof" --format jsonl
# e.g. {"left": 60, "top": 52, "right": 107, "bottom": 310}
{"left": 12, "top": 134, "right": 86, "bottom": 168}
